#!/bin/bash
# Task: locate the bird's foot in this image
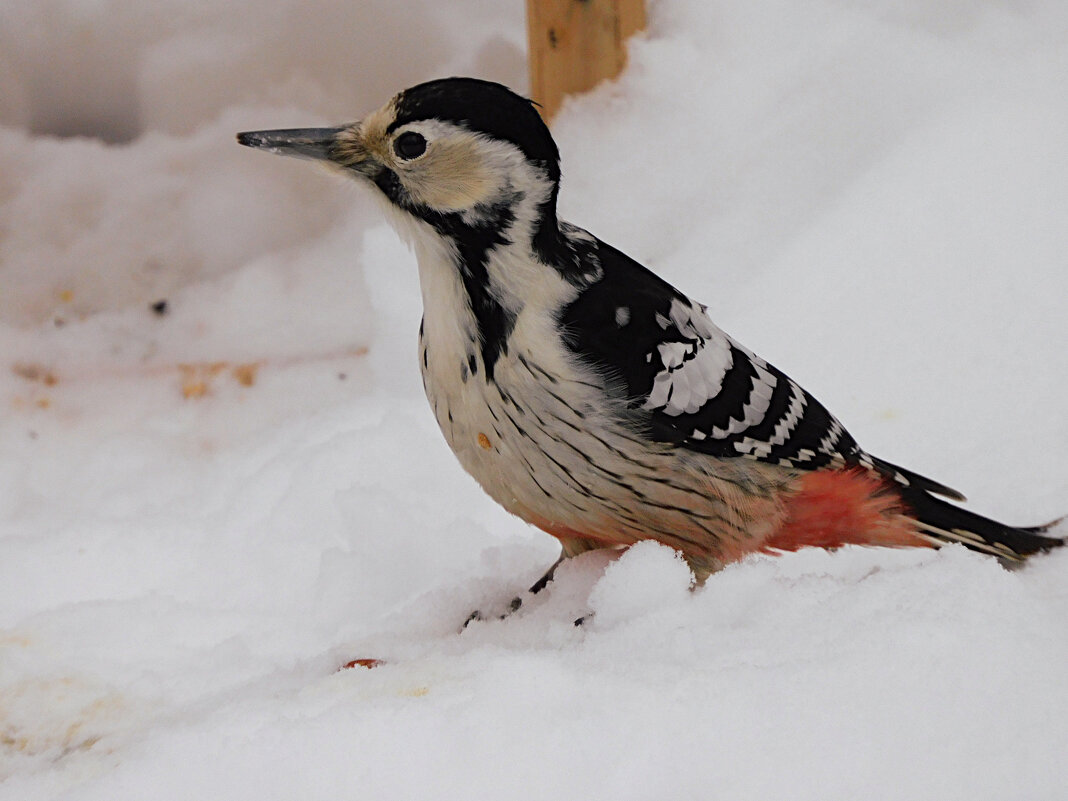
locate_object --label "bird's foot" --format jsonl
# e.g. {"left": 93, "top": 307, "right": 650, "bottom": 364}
{"left": 462, "top": 595, "right": 523, "bottom": 629}
{"left": 463, "top": 597, "right": 592, "bottom": 629}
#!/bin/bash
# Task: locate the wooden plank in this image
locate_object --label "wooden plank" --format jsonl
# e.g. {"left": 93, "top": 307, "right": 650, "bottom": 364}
{"left": 527, "top": 0, "right": 646, "bottom": 121}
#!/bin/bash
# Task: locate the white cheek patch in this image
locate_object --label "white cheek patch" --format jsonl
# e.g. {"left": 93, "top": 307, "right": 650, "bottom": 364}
{"left": 389, "top": 122, "right": 532, "bottom": 215}
{"left": 402, "top": 134, "right": 496, "bottom": 212}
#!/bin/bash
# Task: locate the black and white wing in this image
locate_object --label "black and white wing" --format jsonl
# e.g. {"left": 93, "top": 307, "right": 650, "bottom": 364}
{"left": 560, "top": 236, "right": 965, "bottom": 500}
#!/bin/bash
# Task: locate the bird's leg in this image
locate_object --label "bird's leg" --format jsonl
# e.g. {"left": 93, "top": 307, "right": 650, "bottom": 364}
{"left": 526, "top": 550, "right": 566, "bottom": 595}
{"left": 510, "top": 537, "right": 611, "bottom": 624}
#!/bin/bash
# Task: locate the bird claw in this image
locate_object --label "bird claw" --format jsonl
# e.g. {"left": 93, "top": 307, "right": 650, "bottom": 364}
{"left": 462, "top": 610, "right": 482, "bottom": 629}
{"left": 462, "top": 595, "right": 524, "bottom": 629}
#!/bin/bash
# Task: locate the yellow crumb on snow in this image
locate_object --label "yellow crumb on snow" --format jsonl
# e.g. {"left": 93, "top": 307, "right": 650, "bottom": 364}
{"left": 179, "top": 362, "right": 262, "bottom": 398}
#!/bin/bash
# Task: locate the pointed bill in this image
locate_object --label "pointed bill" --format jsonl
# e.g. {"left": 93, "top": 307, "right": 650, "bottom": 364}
{"left": 235, "top": 126, "right": 348, "bottom": 162}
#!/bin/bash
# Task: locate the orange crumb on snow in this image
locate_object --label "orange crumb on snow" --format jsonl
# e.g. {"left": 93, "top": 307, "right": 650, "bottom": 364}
{"left": 12, "top": 363, "right": 58, "bottom": 386}
{"left": 178, "top": 363, "right": 224, "bottom": 399}
{"left": 231, "top": 362, "right": 260, "bottom": 387}
{"left": 180, "top": 361, "right": 263, "bottom": 398}
{"left": 340, "top": 658, "right": 384, "bottom": 670}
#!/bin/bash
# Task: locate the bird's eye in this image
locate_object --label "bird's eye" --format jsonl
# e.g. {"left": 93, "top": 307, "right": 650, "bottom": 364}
{"left": 393, "top": 131, "right": 427, "bottom": 160}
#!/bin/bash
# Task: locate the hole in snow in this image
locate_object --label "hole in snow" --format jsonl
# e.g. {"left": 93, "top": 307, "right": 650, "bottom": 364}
{"left": 28, "top": 108, "right": 142, "bottom": 145}
{"left": 28, "top": 105, "right": 142, "bottom": 145}
{"left": 23, "top": 69, "right": 143, "bottom": 144}
{"left": 0, "top": 33, "right": 143, "bottom": 144}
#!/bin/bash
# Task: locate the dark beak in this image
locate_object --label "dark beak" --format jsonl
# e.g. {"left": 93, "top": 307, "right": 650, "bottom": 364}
{"left": 236, "top": 126, "right": 348, "bottom": 162}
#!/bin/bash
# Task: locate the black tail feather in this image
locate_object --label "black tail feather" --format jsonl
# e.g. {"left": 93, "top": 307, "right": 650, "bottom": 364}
{"left": 904, "top": 488, "right": 1065, "bottom": 562}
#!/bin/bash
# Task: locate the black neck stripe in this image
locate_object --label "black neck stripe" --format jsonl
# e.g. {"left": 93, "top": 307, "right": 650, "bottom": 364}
{"left": 428, "top": 207, "right": 518, "bottom": 381}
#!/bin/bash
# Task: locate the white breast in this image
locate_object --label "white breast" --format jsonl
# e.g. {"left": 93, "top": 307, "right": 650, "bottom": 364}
{"left": 414, "top": 230, "right": 593, "bottom": 521}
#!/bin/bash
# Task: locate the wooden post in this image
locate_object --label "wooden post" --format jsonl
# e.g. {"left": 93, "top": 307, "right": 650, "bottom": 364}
{"left": 527, "top": 0, "right": 646, "bottom": 122}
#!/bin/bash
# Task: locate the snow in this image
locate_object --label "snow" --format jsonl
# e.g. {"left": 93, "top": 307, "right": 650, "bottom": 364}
{"left": 1, "top": 1, "right": 1066, "bottom": 799}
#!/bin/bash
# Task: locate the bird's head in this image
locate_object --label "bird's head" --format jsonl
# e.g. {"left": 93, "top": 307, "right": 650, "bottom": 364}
{"left": 237, "top": 78, "right": 563, "bottom": 258}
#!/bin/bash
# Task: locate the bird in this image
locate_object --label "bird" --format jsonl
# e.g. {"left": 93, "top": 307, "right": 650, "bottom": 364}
{"left": 238, "top": 77, "right": 1063, "bottom": 589}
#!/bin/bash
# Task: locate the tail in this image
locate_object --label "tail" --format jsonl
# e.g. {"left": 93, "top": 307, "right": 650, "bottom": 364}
{"left": 903, "top": 488, "right": 1064, "bottom": 563}
{"left": 867, "top": 455, "right": 1065, "bottom": 562}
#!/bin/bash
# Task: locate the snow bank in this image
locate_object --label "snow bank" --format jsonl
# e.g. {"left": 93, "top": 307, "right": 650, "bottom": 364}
{"left": 1, "top": 1, "right": 1066, "bottom": 799}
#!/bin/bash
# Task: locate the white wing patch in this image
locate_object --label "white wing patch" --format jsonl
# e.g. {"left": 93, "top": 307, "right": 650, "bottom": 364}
{"left": 641, "top": 298, "right": 780, "bottom": 432}
{"left": 642, "top": 299, "right": 733, "bottom": 417}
